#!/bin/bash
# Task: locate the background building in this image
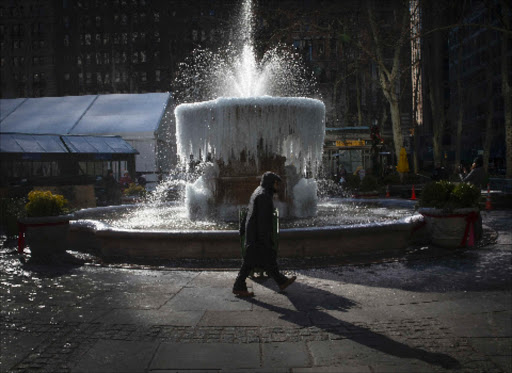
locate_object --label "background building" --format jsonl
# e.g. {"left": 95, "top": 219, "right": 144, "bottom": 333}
{"left": 2, "top": 0, "right": 507, "bottom": 178}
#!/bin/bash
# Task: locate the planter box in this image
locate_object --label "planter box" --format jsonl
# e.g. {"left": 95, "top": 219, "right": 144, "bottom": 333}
{"left": 418, "top": 208, "right": 480, "bottom": 248}
{"left": 19, "top": 214, "right": 73, "bottom": 257}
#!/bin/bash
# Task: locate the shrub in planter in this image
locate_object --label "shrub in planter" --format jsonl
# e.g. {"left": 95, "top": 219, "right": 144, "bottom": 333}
{"left": 25, "top": 190, "right": 69, "bottom": 217}
{"left": 20, "top": 190, "right": 73, "bottom": 258}
{"left": 344, "top": 174, "right": 360, "bottom": 191}
{"left": 419, "top": 181, "right": 480, "bottom": 211}
{"left": 418, "top": 181, "right": 481, "bottom": 248}
{"left": 360, "top": 175, "right": 379, "bottom": 192}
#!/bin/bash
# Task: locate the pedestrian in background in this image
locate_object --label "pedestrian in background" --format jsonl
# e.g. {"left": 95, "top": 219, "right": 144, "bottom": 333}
{"left": 104, "top": 169, "right": 120, "bottom": 205}
{"left": 460, "top": 156, "right": 486, "bottom": 189}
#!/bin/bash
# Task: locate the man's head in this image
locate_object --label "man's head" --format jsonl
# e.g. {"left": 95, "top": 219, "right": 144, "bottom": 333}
{"left": 260, "top": 171, "right": 281, "bottom": 193}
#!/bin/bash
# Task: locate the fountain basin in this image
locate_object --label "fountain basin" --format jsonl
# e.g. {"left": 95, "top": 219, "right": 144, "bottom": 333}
{"left": 68, "top": 200, "right": 426, "bottom": 260}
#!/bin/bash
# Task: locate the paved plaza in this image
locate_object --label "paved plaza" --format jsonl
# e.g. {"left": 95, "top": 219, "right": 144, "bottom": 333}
{"left": 0, "top": 209, "right": 511, "bottom": 372}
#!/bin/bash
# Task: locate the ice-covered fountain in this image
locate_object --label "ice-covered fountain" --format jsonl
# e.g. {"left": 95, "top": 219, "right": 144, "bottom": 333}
{"left": 177, "top": 97, "right": 325, "bottom": 219}
{"left": 68, "top": 0, "right": 425, "bottom": 260}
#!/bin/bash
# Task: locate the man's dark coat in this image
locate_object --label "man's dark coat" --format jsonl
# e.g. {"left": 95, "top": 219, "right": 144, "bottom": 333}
{"left": 243, "top": 172, "right": 281, "bottom": 267}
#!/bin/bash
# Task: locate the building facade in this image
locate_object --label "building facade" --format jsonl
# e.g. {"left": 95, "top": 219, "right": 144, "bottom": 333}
{"left": 1, "top": 0, "right": 416, "bottom": 177}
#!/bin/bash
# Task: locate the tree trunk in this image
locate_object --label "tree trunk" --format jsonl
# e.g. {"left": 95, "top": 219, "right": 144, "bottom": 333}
{"left": 454, "top": 38, "right": 464, "bottom": 173}
{"left": 389, "top": 97, "right": 403, "bottom": 159}
{"left": 483, "top": 81, "right": 494, "bottom": 174}
{"left": 356, "top": 66, "right": 362, "bottom": 126}
{"left": 427, "top": 30, "right": 446, "bottom": 167}
{"left": 502, "top": 1, "right": 512, "bottom": 178}
{"left": 366, "top": 2, "right": 409, "bottom": 163}
{"left": 483, "top": 27, "right": 495, "bottom": 174}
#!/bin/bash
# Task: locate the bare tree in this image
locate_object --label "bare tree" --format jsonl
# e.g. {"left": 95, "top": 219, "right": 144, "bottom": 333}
{"left": 499, "top": 0, "right": 512, "bottom": 178}
{"left": 362, "top": 0, "right": 411, "bottom": 160}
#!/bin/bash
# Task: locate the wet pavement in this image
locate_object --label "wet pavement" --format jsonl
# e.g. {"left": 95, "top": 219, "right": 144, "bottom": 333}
{"left": 0, "top": 209, "right": 511, "bottom": 372}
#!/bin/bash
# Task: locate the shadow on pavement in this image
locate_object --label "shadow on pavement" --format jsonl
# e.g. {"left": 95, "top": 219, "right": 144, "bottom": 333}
{"left": 244, "top": 280, "right": 461, "bottom": 370}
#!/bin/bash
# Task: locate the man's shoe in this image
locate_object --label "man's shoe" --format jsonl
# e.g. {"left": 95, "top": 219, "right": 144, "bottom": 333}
{"left": 279, "top": 276, "right": 297, "bottom": 291}
{"left": 233, "top": 289, "right": 255, "bottom": 297}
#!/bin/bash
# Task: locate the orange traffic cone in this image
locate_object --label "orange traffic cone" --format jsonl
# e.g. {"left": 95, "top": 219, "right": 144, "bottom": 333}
{"left": 485, "top": 184, "right": 492, "bottom": 210}
{"left": 386, "top": 184, "right": 390, "bottom": 198}
{"left": 410, "top": 184, "right": 417, "bottom": 200}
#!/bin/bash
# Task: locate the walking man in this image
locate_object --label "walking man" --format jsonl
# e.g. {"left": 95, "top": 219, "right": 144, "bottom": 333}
{"left": 233, "top": 172, "right": 296, "bottom": 297}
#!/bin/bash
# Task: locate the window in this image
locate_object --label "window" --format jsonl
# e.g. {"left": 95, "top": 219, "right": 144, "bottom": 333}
{"left": 132, "top": 52, "right": 138, "bottom": 63}
{"left": 154, "top": 31, "right": 160, "bottom": 43}
{"left": 141, "top": 71, "right": 147, "bottom": 81}
{"left": 104, "top": 73, "right": 110, "bottom": 83}
{"left": 96, "top": 33, "right": 101, "bottom": 45}
{"left": 96, "top": 53, "right": 102, "bottom": 64}
{"left": 155, "top": 70, "right": 160, "bottom": 81}
{"left": 86, "top": 53, "right": 91, "bottom": 64}
{"left": 64, "top": 73, "right": 70, "bottom": 80}
{"left": 104, "top": 52, "right": 110, "bottom": 64}
{"left": 154, "top": 11, "right": 159, "bottom": 22}
{"left": 77, "top": 56, "right": 82, "bottom": 65}
{"left": 33, "top": 73, "right": 40, "bottom": 82}
{"left": 86, "top": 72, "right": 92, "bottom": 84}
{"left": 85, "top": 33, "right": 91, "bottom": 45}
{"left": 132, "top": 32, "right": 138, "bottom": 43}
{"left": 97, "top": 73, "right": 102, "bottom": 84}
{"left": 140, "top": 51, "right": 146, "bottom": 63}
{"left": 78, "top": 72, "right": 84, "bottom": 83}
{"left": 121, "top": 14, "right": 127, "bottom": 26}
{"left": 96, "top": 16, "right": 101, "bottom": 27}
{"left": 121, "top": 33, "right": 127, "bottom": 44}
{"left": 64, "top": 34, "right": 70, "bottom": 46}
{"left": 64, "top": 16, "right": 70, "bottom": 28}
{"left": 103, "top": 33, "right": 109, "bottom": 45}
{"left": 115, "top": 71, "right": 120, "bottom": 82}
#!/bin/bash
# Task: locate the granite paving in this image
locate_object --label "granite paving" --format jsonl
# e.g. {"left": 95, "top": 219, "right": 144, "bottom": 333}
{"left": 0, "top": 209, "right": 510, "bottom": 372}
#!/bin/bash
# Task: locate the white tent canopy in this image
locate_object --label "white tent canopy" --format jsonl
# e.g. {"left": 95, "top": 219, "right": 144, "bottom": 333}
{"left": 0, "top": 93, "right": 172, "bottom": 174}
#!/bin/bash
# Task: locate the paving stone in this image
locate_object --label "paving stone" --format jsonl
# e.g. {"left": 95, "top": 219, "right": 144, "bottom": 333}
{"left": 70, "top": 340, "right": 158, "bottom": 373}
{"left": 97, "top": 309, "right": 205, "bottom": 326}
{"left": 292, "top": 366, "right": 371, "bottom": 373}
{"left": 163, "top": 287, "right": 253, "bottom": 311}
{"left": 150, "top": 342, "right": 260, "bottom": 370}
{"left": 488, "top": 355, "right": 512, "bottom": 372}
{"left": 307, "top": 339, "right": 453, "bottom": 370}
{"left": 199, "top": 310, "right": 310, "bottom": 327}
{"left": 262, "top": 342, "right": 310, "bottom": 368}
{"left": 0, "top": 331, "right": 47, "bottom": 371}
{"left": 149, "top": 370, "right": 220, "bottom": 373}
{"left": 443, "top": 311, "right": 512, "bottom": 338}
{"left": 80, "top": 291, "right": 173, "bottom": 310}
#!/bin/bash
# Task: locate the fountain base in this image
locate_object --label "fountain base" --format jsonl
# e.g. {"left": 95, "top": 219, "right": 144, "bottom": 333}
{"left": 69, "top": 217, "right": 427, "bottom": 261}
